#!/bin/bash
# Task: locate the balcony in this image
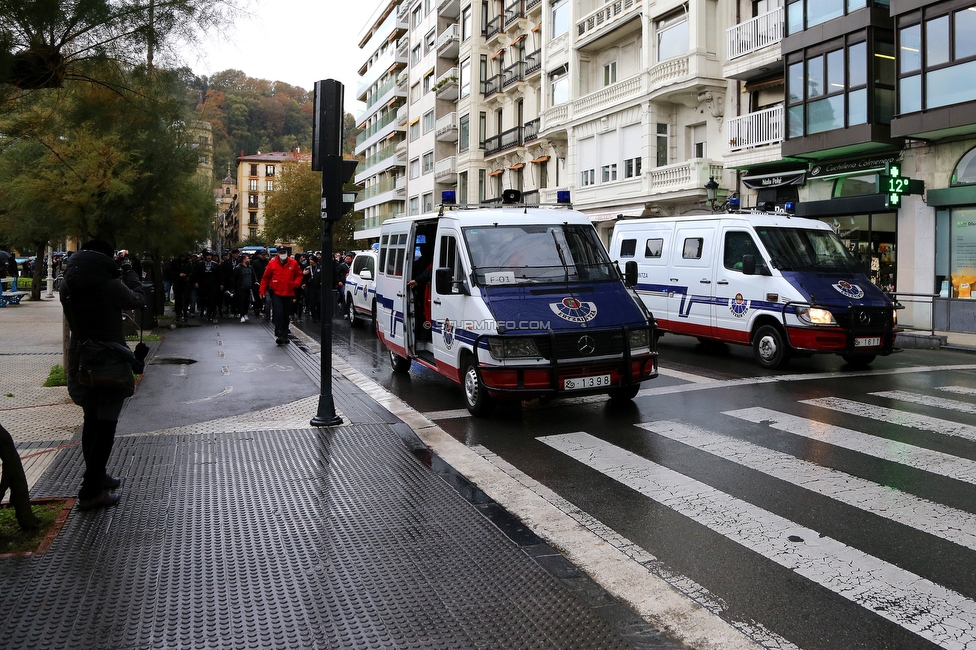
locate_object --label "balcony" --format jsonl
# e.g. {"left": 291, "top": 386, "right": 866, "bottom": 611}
{"left": 436, "top": 112, "right": 459, "bottom": 141}
{"left": 396, "top": 36, "right": 408, "bottom": 60}
{"left": 395, "top": 176, "right": 406, "bottom": 196}
{"left": 397, "top": 104, "right": 408, "bottom": 127}
{"left": 525, "top": 49, "right": 542, "bottom": 77}
{"left": 574, "top": 73, "right": 643, "bottom": 120}
{"left": 395, "top": 138, "right": 408, "bottom": 163}
{"left": 576, "top": 0, "right": 639, "bottom": 49}
{"left": 504, "top": 0, "right": 524, "bottom": 27}
{"left": 728, "top": 105, "right": 783, "bottom": 152}
{"left": 483, "top": 74, "right": 502, "bottom": 98}
{"left": 523, "top": 118, "right": 540, "bottom": 143}
{"left": 434, "top": 67, "right": 459, "bottom": 101}
{"left": 438, "top": 0, "right": 460, "bottom": 20}
{"left": 355, "top": 109, "right": 401, "bottom": 149}
{"left": 485, "top": 14, "right": 502, "bottom": 40}
{"left": 648, "top": 160, "right": 724, "bottom": 196}
{"left": 360, "top": 178, "right": 398, "bottom": 201}
{"left": 436, "top": 23, "right": 460, "bottom": 60}
{"left": 525, "top": 0, "right": 541, "bottom": 12}
{"left": 725, "top": 7, "right": 785, "bottom": 81}
{"left": 485, "top": 125, "right": 523, "bottom": 156}
{"left": 434, "top": 156, "right": 457, "bottom": 183}
{"left": 502, "top": 60, "right": 524, "bottom": 88}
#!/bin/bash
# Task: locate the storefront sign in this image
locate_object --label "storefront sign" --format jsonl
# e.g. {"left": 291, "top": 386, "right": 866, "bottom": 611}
{"left": 741, "top": 170, "right": 806, "bottom": 189}
{"left": 807, "top": 155, "right": 900, "bottom": 179}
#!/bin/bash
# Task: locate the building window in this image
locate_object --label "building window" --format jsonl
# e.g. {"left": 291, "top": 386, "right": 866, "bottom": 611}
{"left": 459, "top": 114, "right": 470, "bottom": 152}
{"left": 410, "top": 157, "right": 421, "bottom": 179}
{"left": 691, "top": 124, "right": 706, "bottom": 158}
{"left": 538, "top": 158, "right": 549, "bottom": 188}
{"left": 899, "top": 7, "right": 976, "bottom": 114}
{"left": 249, "top": 164, "right": 258, "bottom": 176}
{"left": 409, "top": 196, "right": 420, "bottom": 215}
{"left": 248, "top": 194, "right": 258, "bottom": 208}
{"left": 249, "top": 212, "right": 258, "bottom": 225}
{"left": 265, "top": 165, "right": 275, "bottom": 177}
{"left": 249, "top": 179, "right": 258, "bottom": 191}
{"left": 478, "top": 168, "right": 486, "bottom": 202}
{"left": 422, "top": 192, "right": 434, "bottom": 213}
{"left": 425, "top": 28, "right": 436, "bottom": 54}
{"left": 550, "top": 70, "right": 568, "bottom": 104}
{"left": 601, "top": 164, "right": 617, "bottom": 182}
{"left": 422, "top": 151, "right": 434, "bottom": 174}
{"left": 481, "top": 0, "right": 489, "bottom": 34}
{"left": 459, "top": 171, "right": 468, "bottom": 204}
{"left": 480, "top": 54, "right": 488, "bottom": 93}
{"left": 249, "top": 228, "right": 257, "bottom": 238}
{"left": 411, "top": 82, "right": 421, "bottom": 103}
{"left": 657, "top": 11, "right": 689, "bottom": 62}
{"left": 462, "top": 5, "right": 472, "bottom": 40}
{"left": 412, "top": 5, "right": 422, "bottom": 27}
{"left": 460, "top": 58, "right": 471, "bottom": 98}
{"left": 410, "top": 120, "right": 421, "bottom": 141}
{"left": 657, "top": 123, "right": 669, "bottom": 167}
{"left": 412, "top": 44, "right": 421, "bottom": 66}
{"left": 624, "top": 157, "right": 642, "bottom": 178}
{"left": 423, "top": 70, "right": 434, "bottom": 93}
{"left": 580, "top": 169, "right": 595, "bottom": 186}
{"left": 603, "top": 61, "right": 617, "bottom": 86}
{"left": 423, "top": 110, "right": 435, "bottom": 134}
{"left": 266, "top": 180, "right": 273, "bottom": 192}
{"left": 479, "top": 111, "right": 487, "bottom": 148}
{"left": 787, "top": 0, "right": 851, "bottom": 35}
{"left": 552, "top": 0, "right": 569, "bottom": 38}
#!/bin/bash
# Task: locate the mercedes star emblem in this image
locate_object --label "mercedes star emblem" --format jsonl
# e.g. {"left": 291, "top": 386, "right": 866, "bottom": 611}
{"left": 578, "top": 335, "right": 596, "bottom": 355}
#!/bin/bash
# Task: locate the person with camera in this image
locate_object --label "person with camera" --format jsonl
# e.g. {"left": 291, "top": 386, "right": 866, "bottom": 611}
{"left": 60, "top": 240, "right": 148, "bottom": 511}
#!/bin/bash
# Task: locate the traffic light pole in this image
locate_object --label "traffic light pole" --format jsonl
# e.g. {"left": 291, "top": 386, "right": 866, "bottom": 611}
{"left": 310, "top": 200, "right": 342, "bottom": 427}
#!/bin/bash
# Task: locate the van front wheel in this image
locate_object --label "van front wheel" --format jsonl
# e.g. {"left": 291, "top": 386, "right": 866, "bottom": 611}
{"left": 608, "top": 384, "right": 640, "bottom": 401}
{"left": 753, "top": 324, "right": 790, "bottom": 369}
{"left": 462, "top": 360, "right": 494, "bottom": 417}
{"left": 390, "top": 349, "right": 411, "bottom": 373}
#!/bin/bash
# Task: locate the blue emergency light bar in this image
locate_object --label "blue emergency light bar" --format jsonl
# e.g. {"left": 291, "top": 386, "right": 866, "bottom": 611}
{"left": 557, "top": 190, "right": 571, "bottom": 204}
{"left": 727, "top": 196, "right": 740, "bottom": 211}
{"left": 441, "top": 190, "right": 456, "bottom": 205}
{"left": 785, "top": 201, "right": 796, "bottom": 213}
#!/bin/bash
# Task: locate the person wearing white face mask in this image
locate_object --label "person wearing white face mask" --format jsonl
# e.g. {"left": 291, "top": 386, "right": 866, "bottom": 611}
{"left": 258, "top": 247, "right": 304, "bottom": 345}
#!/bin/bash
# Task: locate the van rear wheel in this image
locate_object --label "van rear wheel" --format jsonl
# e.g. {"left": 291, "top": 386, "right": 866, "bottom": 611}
{"left": 608, "top": 384, "right": 640, "bottom": 401}
{"left": 753, "top": 324, "right": 790, "bottom": 369}
{"left": 390, "top": 349, "right": 411, "bottom": 373}
{"left": 371, "top": 299, "right": 378, "bottom": 336}
{"left": 842, "top": 354, "right": 876, "bottom": 368}
{"left": 347, "top": 295, "right": 361, "bottom": 327}
{"left": 462, "top": 359, "right": 493, "bottom": 417}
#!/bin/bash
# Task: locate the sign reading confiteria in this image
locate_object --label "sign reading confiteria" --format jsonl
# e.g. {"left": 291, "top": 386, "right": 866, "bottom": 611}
{"left": 807, "top": 154, "right": 900, "bottom": 179}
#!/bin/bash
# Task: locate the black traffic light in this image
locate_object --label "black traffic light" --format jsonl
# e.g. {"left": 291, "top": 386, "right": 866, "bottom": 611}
{"left": 313, "top": 79, "right": 359, "bottom": 221}
{"left": 321, "top": 157, "right": 358, "bottom": 221}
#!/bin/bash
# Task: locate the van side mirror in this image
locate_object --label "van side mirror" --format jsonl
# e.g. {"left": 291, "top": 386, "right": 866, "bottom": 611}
{"left": 360, "top": 269, "right": 372, "bottom": 281}
{"left": 435, "top": 267, "right": 454, "bottom": 295}
{"left": 624, "top": 261, "right": 639, "bottom": 287}
{"left": 742, "top": 255, "right": 756, "bottom": 276}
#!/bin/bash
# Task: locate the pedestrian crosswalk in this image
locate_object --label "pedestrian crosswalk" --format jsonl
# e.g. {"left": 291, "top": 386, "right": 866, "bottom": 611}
{"left": 539, "top": 385, "right": 976, "bottom": 650}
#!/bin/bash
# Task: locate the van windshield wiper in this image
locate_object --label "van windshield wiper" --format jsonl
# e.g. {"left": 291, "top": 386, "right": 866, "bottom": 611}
{"left": 551, "top": 229, "right": 570, "bottom": 284}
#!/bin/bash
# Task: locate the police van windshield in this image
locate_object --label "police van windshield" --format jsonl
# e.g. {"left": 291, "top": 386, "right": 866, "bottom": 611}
{"left": 463, "top": 224, "right": 616, "bottom": 285}
{"left": 755, "top": 226, "right": 860, "bottom": 272}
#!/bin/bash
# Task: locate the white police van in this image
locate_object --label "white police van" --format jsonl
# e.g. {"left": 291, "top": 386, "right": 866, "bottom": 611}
{"left": 609, "top": 207, "right": 897, "bottom": 369}
{"left": 344, "top": 247, "right": 378, "bottom": 329}
{"left": 376, "top": 190, "right": 658, "bottom": 416}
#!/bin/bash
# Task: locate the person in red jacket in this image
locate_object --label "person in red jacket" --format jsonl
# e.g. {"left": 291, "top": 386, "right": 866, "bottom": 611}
{"left": 259, "top": 247, "right": 303, "bottom": 345}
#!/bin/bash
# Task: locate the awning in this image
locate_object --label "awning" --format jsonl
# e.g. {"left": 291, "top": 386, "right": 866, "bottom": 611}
{"left": 409, "top": 118, "right": 419, "bottom": 126}
{"left": 531, "top": 156, "right": 550, "bottom": 163}
{"left": 508, "top": 162, "right": 525, "bottom": 170}
{"left": 531, "top": 22, "right": 542, "bottom": 32}
{"left": 510, "top": 33, "right": 526, "bottom": 46}
{"left": 490, "top": 48, "right": 505, "bottom": 60}
{"left": 741, "top": 170, "right": 806, "bottom": 189}
{"left": 743, "top": 78, "right": 784, "bottom": 93}
{"left": 487, "top": 169, "right": 504, "bottom": 177}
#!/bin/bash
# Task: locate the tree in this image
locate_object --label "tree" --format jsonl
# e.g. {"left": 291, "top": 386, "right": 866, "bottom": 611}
{"left": 263, "top": 161, "right": 320, "bottom": 250}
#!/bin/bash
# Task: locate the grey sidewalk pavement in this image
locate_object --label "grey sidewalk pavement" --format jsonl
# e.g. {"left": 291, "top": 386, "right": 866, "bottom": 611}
{"left": 0, "top": 297, "right": 678, "bottom": 650}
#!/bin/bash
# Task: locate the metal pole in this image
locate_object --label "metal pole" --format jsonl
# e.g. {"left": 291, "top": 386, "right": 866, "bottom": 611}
{"left": 310, "top": 198, "right": 342, "bottom": 427}
{"left": 44, "top": 243, "right": 54, "bottom": 298}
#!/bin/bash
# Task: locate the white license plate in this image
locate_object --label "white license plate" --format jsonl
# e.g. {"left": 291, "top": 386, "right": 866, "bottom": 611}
{"left": 564, "top": 374, "right": 611, "bottom": 391}
{"left": 855, "top": 337, "right": 881, "bottom": 347}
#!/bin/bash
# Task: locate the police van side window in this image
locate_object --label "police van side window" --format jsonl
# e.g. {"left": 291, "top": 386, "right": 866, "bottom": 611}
{"left": 366, "top": 256, "right": 375, "bottom": 275}
{"left": 644, "top": 238, "right": 664, "bottom": 258}
{"left": 682, "top": 238, "right": 704, "bottom": 259}
{"left": 393, "top": 234, "right": 407, "bottom": 277}
{"left": 379, "top": 235, "right": 388, "bottom": 274}
{"left": 353, "top": 256, "right": 367, "bottom": 274}
{"left": 619, "top": 239, "right": 637, "bottom": 257}
{"left": 724, "top": 231, "right": 761, "bottom": 271}
{"left": 439, "top": 235, "right": 464, "bottom": 290}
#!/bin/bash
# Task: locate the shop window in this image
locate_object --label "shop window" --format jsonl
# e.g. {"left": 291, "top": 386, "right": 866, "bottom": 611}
{"left": 832, "top": 174, "right": 877, "bottom": 197}
{"left": 821, "top": 213, "right": 896, "bottom": 290}
{"left": 952, "top": 146, "right": 976, "bottom": 185}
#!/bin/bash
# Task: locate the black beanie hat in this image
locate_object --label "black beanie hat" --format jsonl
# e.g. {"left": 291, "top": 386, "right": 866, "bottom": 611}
{"left": 81, "top": 240, "right": 114, "bottom": 258}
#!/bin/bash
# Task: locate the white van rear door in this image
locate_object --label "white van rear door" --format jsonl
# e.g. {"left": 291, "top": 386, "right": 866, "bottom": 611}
{"left": 377, "top": 225, "right": 414, "bottom": 357}
{"left": 669, "top": 225, "right": 717, "bottom": 339}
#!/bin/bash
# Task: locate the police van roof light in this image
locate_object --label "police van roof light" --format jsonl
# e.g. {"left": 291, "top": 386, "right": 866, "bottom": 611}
{"left": 784, "top": 201, "right": 796, "bottom": 214}
{"left": 556, "top": 190, "right": 571, "bottom": 204}
{"left": 441, "top": 190, "right": 456, "bottom": 205}
{"left": 727, "top": 196, "right": 740, "bottom": 212}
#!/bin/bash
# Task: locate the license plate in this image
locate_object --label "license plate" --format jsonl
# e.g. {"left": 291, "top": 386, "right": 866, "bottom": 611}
{"left": 563, "top": 374, "right": 611, "bottom": 391}
{"left": 855, "top": 337, "right": 881, "bottom": 347}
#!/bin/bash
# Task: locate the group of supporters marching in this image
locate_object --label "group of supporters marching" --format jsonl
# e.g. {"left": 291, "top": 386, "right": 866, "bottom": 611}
{"left": 165, "top": 247, "right": 351, "bottom": 345}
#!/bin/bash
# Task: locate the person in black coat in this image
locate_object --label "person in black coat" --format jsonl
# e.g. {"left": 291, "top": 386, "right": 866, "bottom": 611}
{"left": 60, "top": 240, "right": 146, "bottom": 510}
{"left": 192, "top": 250, "right": 221, "bottom": 322}
{"left": 233, "top": 254, "right": 258, "bottom": 322}
{"left": 305, "top": 255, "right": 323, "bottom": 322}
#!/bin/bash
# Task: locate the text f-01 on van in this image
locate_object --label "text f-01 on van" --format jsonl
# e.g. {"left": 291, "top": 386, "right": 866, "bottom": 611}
{"left": 375, "top": 197, "right": 658, "bottom": 416}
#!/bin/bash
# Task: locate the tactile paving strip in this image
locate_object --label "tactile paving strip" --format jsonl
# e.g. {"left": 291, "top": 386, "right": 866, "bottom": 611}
{"left": 4, "top": 424, "right": 641, "bottom": 649}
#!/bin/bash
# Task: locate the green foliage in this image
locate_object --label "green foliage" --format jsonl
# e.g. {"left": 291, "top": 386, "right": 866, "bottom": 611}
{"left": 0, "top": 500, "right": 64, "bottom": 550}
{"left": 42, "top": 364, "right": 66, "bottom": 387}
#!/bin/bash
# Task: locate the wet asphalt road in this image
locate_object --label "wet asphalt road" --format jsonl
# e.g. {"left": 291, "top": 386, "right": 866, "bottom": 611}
{"left": 300, "top": 314, "right": 976, "bottom": 650}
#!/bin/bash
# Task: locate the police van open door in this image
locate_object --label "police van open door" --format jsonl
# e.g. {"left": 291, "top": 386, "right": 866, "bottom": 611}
{"left": 376, "top": 222, "right": 416, "bottom": 370}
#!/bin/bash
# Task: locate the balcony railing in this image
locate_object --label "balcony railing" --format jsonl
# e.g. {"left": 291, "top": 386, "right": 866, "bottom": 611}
{"left": 434, "top": 67, "right": 459, "bottom": 100}
{"left": 483, "top": 73, "right": 502, "bottom": 97}
{"left": 577, "top": 0, "right": 637, "bottom": 41}
{"left": 365, "top": 77, "right": 399, "bottom": 109}
{"left": 361, "top": 178, "right": 398, "bottom": 201}
{"left": 484, "top": 125, "right": 523, "bottom": 155}
{"left": 727, "top": 104, "right": 784, "bottom": 152}
{"left": 435, "top": 112, "right": 459, "bottom": 141}
{"left": 396, "top": 104, "right": 409, "bottom": 126}
{"left": 525, "top": 0, "right": 541, "bottom": 11}
{"left": 361, "top": 142, "right": 400, "bottom": 170}
{"left": 358, "top": 209, "right": 399, "bottom": 232}
{"left": 523, "top": 118, "right": 540, "bottom": 143}
{"left": 485, "top": 14, "right": 502, "bottom": 39}
{"left": 504, "top": 0, "right": 524, "bottom": 26}
{"left": 525, "top": 48, "right": 542, "bottom": 75}
{"left": 355, "top": 109, "right": 400, "bottom": 148}
{"left": 726, "top": 7, "right": 784, "bottom": 60}
{"left": 436, "top": 23, "right": 460, "bottom": 57}
{"left": 648, "top": 160, "right": 724, "bottom": 194}
{"left": 434, "top": 156, "right": 457, "bottom": 182}
{"left": 573, "top": 73, "right": 643, "bottom": 119}
{"left": 502, "top": 60, "right": 524, "bottom": 87}
{"left": 395, "top": 176, "right": 406, "bottom": 194}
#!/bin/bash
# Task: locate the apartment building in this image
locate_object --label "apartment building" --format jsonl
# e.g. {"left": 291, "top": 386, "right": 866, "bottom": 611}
{"left": 235, "top": 151, "right": 311, "bottom": 244}
{"left": 354, "top": 1, "right": 409, "bottom": 240}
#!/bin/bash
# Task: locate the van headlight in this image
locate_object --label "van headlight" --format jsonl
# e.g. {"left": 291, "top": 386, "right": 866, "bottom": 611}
{"left": 796, "top": 306, "right": 837, "bottom": 325}
{"left": 487, "top": 337, "right": 541, "bottom": 359}
{"left": 628, "top": 329, "right": 649, "bottom": 349}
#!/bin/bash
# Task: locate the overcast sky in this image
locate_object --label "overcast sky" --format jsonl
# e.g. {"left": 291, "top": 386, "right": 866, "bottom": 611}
{"left": 179, "top": 1, "right": 380, "bottom": 108}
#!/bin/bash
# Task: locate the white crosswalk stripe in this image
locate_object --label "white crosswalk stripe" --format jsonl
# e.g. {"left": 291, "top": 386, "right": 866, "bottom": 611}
{"left": 870, "top": 390, "right": 976, "bottom": 416}
{"left": 638, "top": 420, "right": 976, "bottom": 552}
{"left": 938, "top": 385, "right": 976, "bottom": 397}
{"left": 727, "top": 406, "right": 976, "bottom": 485}
{"left": 540, "top": 432, "right": 976, "bottom": 650}
{"left": 799, "top": 396, "right": 976, "bottom": 442}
